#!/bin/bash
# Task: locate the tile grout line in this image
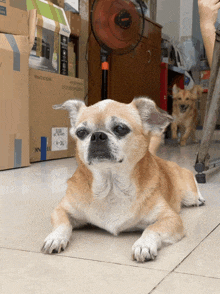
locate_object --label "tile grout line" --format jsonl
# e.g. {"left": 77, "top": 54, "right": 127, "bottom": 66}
{"left": 1, "top": 223, "right": 219, "bottom": 287}
{"left": 148, "top": 223, "right": 220, "bottom": 294}
{"left": 172, "top": 271, "right": 220, "bottom": 280}
{"left": 0, "top": 246, "right": 168, "bottom": 273}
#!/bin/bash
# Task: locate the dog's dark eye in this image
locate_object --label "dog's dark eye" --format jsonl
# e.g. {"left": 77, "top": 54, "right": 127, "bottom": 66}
{"left": 76, "top": 129, "right": 89, "bottom": 139}
{"left": 113, "top": 125, "right": 130, "bottom": 137}
{"left": 186, "top": 98, "right": 189, "bottom": 101}
{"left": 178, "top": 98, "right": 181, "bottom": 100}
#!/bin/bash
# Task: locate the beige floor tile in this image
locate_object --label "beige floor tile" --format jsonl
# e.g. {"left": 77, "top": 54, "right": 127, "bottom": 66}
{"left": 151, "top": 272, "right": 220, "bottom": 294}
{"left": 158, "top": 142, "right": 220, "bottom": 176}
{"left": 1, "top": 248, "right": 168, "bottom": 294}
{"left": 175, "top": 226, "right": 220, "bottom": 278}
{"left": 51, "top": 206, "right": 220, "bottom": 271}
{"left": 1, "top": 181, "right": 219, "bottom": 272}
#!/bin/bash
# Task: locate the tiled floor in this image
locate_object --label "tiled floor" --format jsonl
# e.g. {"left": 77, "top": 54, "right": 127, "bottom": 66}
{"left": 1, "top": 143, "right": 220, "bottom": 294}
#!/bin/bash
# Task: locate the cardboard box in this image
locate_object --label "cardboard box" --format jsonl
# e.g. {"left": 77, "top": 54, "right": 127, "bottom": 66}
{"left": 65, "top": 11, "right": 81, "bottom": 36}
{"left": 68, "top": 42, "right": 76, "bottom": 77}
{"left": 0, "top": 0, "right": 29, "bottom": 35}
{"left": 27, "top": 0, "right": 70, "bottom": 75}
{"left": 29, "top": 68, "right": 85, "bottom": 162}
{"left": 49, "top": 0, "right": 64, "bottom": 8}
{"left": 0, "top": 34, "right": 30, "bottom": 171}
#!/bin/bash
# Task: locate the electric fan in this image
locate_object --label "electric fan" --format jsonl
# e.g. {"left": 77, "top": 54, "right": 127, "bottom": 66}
{"left": 90, "top": 0, "right": 145, "bottom": 100}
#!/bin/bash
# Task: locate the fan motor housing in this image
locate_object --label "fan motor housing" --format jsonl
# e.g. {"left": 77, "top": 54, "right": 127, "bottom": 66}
{"left": 115, "top": 9, "right": 132, "bottom": 29}
{"left": 91, "top": 0, "right": 144, "bottom": 53}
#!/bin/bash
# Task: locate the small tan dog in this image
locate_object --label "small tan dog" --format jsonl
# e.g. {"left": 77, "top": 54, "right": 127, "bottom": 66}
{"left": 171, "top": 84, "right": 203, "bottom": 146}
{"left": 41, "top": 97, "right": 205, "bottom": 262}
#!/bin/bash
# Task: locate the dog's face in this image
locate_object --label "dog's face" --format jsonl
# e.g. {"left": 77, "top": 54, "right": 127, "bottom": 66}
{"left": 53, "top": 97, "right": 173, "bottom": 168}
{"left": 172, "top": 84, "right": 202, "bottom": 113}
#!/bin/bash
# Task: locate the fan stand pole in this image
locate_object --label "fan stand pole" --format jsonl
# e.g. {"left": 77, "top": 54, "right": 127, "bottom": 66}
{"left": 101, "top": 48, "right": 110, "bottom": 100}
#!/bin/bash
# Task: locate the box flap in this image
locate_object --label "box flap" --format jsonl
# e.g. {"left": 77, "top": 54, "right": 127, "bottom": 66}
{"left": 27, "top": 0, "right": 70, "bottom": 37}
{"left": 10, "top": 0, "right": 27, "bottom": 10}
{"left": 0, "top": 34, "right": 29, "bottom": 55}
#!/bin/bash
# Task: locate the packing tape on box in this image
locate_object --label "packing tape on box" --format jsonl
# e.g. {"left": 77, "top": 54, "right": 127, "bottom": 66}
{"left": 28, "top": 0, "right": 64, "bottom": 56}
{"left": 29, "top": 0, "right": 43, "bottom": 56}
{"left": 14, "top": 139, "right": 22, "bottom": 168}
{"left": 5, "top": 34, "right": 20, "bottom": 71}
{"left": 48, "top": 1, "right": 60, "bottom": 54}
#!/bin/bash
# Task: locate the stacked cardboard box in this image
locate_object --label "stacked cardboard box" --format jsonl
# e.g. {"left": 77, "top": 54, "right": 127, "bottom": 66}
{"left": 0, "top": 0, "right": 28, "bottom": 35}
{"left": 27, "top": 1, "right": 84, "bottom": 162}
{"left": 1, "top": 1, "right": 84, "bottom": 170}
{"left": 65, "top": 11, "right": 81, "bottom": 37}
{"left": 0, "top": 34, "right": 30, "bottom": 170}
{"left": 48, "top": 0, "right": 81, "bottom": 36}
{"left": 27, "top": 0, "right": 71, "bottom": 75}
{"left": 29, "top": 68, "right": 84, "bottom": 163}
{"left": 0, "top": 5, "right": 37, "bottom": 171}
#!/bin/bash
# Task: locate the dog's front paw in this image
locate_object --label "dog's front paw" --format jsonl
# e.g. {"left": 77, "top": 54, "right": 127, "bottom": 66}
{"left": 132, "top": 231, "right": 161, "bottom": 263}
{"left": 41, "top": 225, "right": 72, "bottom": 254}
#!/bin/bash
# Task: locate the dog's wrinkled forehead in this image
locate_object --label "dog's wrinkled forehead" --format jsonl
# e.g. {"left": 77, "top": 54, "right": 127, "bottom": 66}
{"left": 77, "top": 99, "right": 142, "bottom": 128}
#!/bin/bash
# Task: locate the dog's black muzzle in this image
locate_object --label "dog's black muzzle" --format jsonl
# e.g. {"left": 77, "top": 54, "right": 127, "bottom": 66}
{"left": 179, "top": 104, "right": 189, "bottom": 113}
{"left": 88, "top": 132, "right": 113, "bottom": 162}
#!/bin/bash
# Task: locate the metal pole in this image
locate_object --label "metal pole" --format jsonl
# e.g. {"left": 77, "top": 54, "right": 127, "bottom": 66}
{"left": 100, "top": 48, "right": 110, "bottom": 100}
{"left": 195, "top": 25, "right": 220, "bottom": 182}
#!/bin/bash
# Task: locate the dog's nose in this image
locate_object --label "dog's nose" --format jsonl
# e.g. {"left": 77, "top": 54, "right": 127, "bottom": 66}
{"left": 91, "top": 132, "right": 108, "bottom": 143}
{"left": 180, "top": 105, "right": 185, "bottom": 108}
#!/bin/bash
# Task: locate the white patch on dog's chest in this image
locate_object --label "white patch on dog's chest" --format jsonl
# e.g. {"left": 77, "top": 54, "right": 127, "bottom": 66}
{"left": 85, "top": 169, "right": 137, "bottom": 235}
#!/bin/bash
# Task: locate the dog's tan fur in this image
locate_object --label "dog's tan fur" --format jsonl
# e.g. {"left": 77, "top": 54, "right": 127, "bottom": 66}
{"left": 41, "top": 97, "right": 205, "bottom": 262}
{"left": 171, "top": 84, "right": 203, "bottom": 146}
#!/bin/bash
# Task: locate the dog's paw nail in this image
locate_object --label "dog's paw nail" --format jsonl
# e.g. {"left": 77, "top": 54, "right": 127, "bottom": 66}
{"left": 41, "top": 233, "right": 70, "bottom": 254}
{"left": 198, "top": 199, "right": 205, "bottom": 206}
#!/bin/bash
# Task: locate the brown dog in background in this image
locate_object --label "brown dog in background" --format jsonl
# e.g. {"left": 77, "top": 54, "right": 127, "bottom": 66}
{"left": 171, "top": 84, "right": 203, "bottom": 146}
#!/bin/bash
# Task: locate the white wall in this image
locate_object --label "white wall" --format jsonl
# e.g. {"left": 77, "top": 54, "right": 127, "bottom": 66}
{"left": 157, "top": 0, "right": 220, "bottom": 42}
{"left": 157, "top": 0, "right": 180, "bottom": 41}
{"left": 179, "top": 0, "right": 193, "bottom": 41}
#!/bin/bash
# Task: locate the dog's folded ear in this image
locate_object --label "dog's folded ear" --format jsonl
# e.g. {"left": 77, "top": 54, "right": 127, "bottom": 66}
{"left": 191, "top": 85, "right": 203, "bottom": 98}
{"left": 53, "top": 99, "right": 85, "bottom": 127}
{"left": 132, "top": 97, "right": 173, "bottom": 134}
{"left": 172, "top": 84, "right": 180, "bottom": 96}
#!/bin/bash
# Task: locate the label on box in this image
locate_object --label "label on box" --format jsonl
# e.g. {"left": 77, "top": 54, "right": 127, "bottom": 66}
{"left": 0, "top": 6, "right": 6, "bottom": 16}
{"left": 51, "top": 127, "right": 68, "bottom": 151}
